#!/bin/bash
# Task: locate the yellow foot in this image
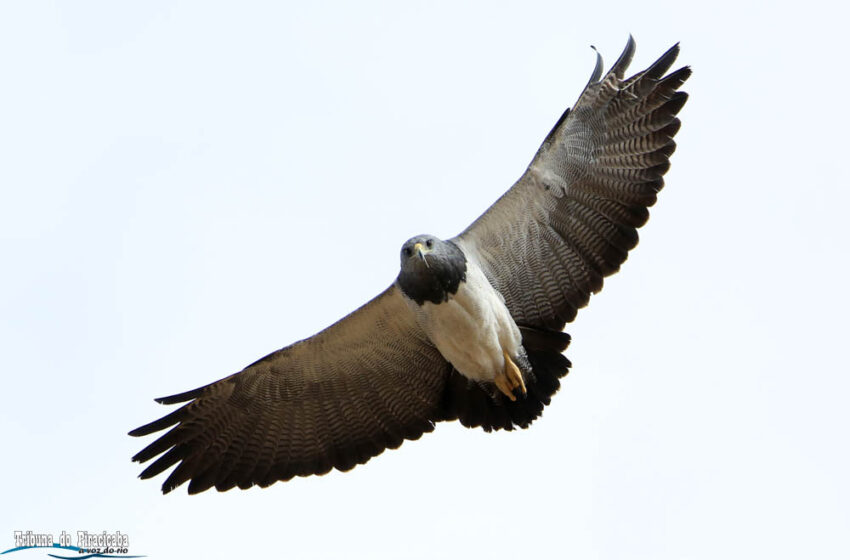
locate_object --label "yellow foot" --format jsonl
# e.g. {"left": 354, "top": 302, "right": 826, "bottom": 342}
{"left": 494, "top": 350, "right": 527, "bottom": 401}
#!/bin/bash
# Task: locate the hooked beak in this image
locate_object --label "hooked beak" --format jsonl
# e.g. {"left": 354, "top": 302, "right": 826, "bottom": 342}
{"left": 413, "top": 242, "right": 430, "bottom": 260}
{"left": 413, "top": 242, "right": 432, "bottom": 268}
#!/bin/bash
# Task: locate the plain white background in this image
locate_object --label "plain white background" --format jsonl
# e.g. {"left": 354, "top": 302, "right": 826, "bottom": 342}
{"left": 2, "top": 1, "right": 848, "bottom": 558}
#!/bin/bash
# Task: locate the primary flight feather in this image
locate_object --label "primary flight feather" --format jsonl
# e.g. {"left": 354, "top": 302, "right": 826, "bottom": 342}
{"left": 130, "top": 37, "right": 690, "bottom": 494}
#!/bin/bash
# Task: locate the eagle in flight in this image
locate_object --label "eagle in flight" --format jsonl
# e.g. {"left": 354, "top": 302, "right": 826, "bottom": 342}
{"left": 131, "top": 37, "right": 690, "bottom": 494}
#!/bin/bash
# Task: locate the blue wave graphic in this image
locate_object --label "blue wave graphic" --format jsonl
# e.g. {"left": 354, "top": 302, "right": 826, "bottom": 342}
{"left": 48, "top": 554, "right": 144, "bottom": 559}
{"left": 0, "top": 543, "right": 144, "bottom": 558}
{"left": 1, "top": 544, "right": 80, "bottom": 555}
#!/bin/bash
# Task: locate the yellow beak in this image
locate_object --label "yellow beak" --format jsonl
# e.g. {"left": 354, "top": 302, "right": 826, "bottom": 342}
{"left": 413, "top": 242, "right": 430, "bottom": 259}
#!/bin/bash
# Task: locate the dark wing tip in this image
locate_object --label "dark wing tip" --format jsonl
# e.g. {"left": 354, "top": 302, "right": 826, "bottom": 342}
{"left": 645, "top": 42, "right": 681, "bottom": 81}
{"left": 677, "top": 65, "right": 693, "bottom": 82}
{"left": 129, "top": 384, "right": 211, "bottom": 437}
{"left": 657, "top": 66, "right": 692, "bottom": 92}
{"left": 587, "top": 45, "right": 604, "bottom": 85}
{"left": 154, "top": 385, "right": 206, "bottom": 405}
{"left": 128, "top": 406, "right": 185, "bottom": 437}
{"left": 128, "top": 426, "right": 148, "bottom": 438}
{"left": 609, "top": 35, "right": 637, "bottom": 78}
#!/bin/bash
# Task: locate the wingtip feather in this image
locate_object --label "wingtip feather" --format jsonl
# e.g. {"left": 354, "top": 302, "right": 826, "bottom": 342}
{"left": 155, "top": 386, "right": 204, "bottom": 405}
{"left": 587, "top": 45, "right": 604, "bottom": 85}
{"left": 645, "top": 43, "right": 681, "bottom": 81}
{"left": 609, "top": 35, "right": 637, "bottom": 78}
{"left": 128, "top": 406, "right": 185, "bottom": 437}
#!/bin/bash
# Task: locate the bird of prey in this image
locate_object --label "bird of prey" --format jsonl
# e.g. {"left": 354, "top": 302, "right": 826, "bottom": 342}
{"left": 130, "top": 37, "right": 690, "bottom": 494}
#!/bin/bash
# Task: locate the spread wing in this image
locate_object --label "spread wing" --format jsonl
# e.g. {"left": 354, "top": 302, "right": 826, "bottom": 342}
{"left": 129, "top": 285, "right": 452, "bottom": 494}
{"left": 454, "top": 37, "right": 690, "bottom": 330}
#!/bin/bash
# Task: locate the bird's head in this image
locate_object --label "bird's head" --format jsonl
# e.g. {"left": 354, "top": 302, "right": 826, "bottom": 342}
{"left": 397, "top": 235, "right": 467, "bottom": 305}
{"left": 399, "top": 235, "right": 448, "bottom": 270}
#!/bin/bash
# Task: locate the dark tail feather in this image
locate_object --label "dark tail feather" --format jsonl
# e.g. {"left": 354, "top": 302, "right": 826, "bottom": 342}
{"left": 519, "top": 325, "right": 571, "bottom": 353}
{"left": 438, "top": 326, "right": 571, "bottom": 432}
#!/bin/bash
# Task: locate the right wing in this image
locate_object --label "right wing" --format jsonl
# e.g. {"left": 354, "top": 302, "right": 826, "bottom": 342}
{"left": 129, "top": 285, "right": 453, "bottom": 494}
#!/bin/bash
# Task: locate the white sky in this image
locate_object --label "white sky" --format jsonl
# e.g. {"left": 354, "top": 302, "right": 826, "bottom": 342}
{"left": 1, "top": 1, "right": 848, "bottom": 559}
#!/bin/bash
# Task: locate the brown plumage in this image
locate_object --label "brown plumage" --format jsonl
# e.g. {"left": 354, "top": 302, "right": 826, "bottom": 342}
{"left": 130, "top": 36, "right": 690, "bottom": 494}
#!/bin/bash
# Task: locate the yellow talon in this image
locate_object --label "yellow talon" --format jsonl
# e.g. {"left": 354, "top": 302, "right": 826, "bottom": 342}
{"left": 503, "top": 349, "right": 527, "bottom": 395}
{"left": 494, "top": 350, "right": 526, "bottom": 401}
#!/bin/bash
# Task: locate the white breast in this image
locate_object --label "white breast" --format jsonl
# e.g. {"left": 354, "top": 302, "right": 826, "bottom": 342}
{"left": 409, "top": 262, "right": 522, "bottom": 383}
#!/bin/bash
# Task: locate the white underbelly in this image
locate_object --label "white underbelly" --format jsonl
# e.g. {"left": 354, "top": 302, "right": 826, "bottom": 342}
{"left": 412, "top": 264, "right": 521, "bottom": 382}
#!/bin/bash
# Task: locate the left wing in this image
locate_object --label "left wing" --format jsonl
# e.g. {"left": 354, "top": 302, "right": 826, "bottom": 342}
{"left": 454, "top": 37, "right": 690, "bottom": 331}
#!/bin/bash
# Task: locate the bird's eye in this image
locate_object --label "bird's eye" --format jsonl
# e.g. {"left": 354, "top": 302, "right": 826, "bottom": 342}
{"left": 403, "top": 247, "right": 412, "bottom": 257}
{"left": 426, "top": 239, "right": 433, "bottom": 248}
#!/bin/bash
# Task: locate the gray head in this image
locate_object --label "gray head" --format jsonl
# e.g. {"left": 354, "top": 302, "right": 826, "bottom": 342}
{"left": 397, "top": 234, "right": 467, "bottom": 306}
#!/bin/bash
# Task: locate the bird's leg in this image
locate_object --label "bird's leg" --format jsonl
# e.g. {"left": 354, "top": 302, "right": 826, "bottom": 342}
{"left": 494, "top": 350, "right": 527, "bottom": 401}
